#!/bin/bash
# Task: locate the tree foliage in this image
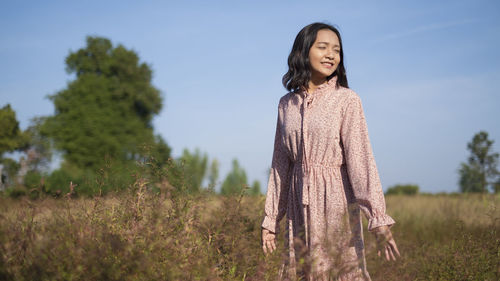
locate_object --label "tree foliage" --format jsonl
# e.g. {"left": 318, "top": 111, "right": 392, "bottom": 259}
{"left": 23, "top": 117, "right": 53, "bottom": 172}
{"left": 385, "top": 184, "right": 419, "bottom": 195}
{"left": 207, "top": 158, "right": 219, "bottom": 192}
{"left": 0, "top": 104, "right": 31, "bottom": 189}
{"left": 41, "top": 36, "right": 166, "bottom": 170}
{"left": 220, "top": 159, "right": 248, "bottom": 195}
{"left": 494, "top": 178, "right": 500, "bottom": 194}
{"left": 459, "top": 131, "right": 499, "bottom": 193}
{"left": 0, "top": 104, "right": 28, "bottom": 156}
{"left": 0, "top": 158, "right": 20, "bottom": 188}
{"left": 249, "top": 180, "right": 261, "bottom": 196}
{"left": 177, "top": 148, "right": 208, "bottom": 193}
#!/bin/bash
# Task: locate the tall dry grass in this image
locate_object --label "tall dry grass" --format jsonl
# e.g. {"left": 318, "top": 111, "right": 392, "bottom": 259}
{"left": 0, "top": 181, "right": 283, "bottom": 281}
{"left": 367, "top": 194, "right": 500, "bottom": 281}
{"left": 0, "top": 190, "right": 499, "bottom": 280}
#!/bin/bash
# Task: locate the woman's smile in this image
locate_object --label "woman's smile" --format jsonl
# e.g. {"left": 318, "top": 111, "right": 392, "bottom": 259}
{"left": 321, "top": 61, "right": 335, "bottom": 69}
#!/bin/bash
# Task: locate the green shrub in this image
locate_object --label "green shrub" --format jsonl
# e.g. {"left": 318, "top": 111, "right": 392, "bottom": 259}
{"left": 45, "top": 168, "right": 74, "bottom": 196}
{"left": 385, "top": 184, "right": 419, "bottom": 195}
{"left": 23, "top": 170, "right": 42, "bottom": 189}
{"left": 0, "top": 158, "right": 20, "bottom": 186}
{"left": 5, "top": 187, "right": 26, "bottom": 198}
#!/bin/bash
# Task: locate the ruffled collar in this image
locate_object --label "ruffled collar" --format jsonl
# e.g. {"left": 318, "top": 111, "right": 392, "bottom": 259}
{"left": 300, "top": 75, "right": 338, "bottom": 98}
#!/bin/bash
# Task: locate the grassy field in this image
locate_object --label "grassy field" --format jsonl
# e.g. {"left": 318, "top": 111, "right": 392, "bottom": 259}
{"left": 0, "top": 190, "right": 499, "bottom": 280}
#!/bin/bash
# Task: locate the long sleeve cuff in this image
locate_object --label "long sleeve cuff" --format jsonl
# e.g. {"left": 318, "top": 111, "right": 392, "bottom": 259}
{"left": 367, "top": 214, "right": 395, "bottom": 231}
{"left": 262, "top": 216, "right": 279, "bottom": 233}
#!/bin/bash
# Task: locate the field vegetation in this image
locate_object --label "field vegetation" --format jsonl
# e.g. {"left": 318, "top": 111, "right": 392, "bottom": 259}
{"left": 1, "top": 187, "right": 499, "bottom": 280}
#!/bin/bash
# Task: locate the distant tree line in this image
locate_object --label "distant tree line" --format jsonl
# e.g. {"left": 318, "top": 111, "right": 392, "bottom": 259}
{"left": 0, "top": 36, "right": 261, "bottom": 198}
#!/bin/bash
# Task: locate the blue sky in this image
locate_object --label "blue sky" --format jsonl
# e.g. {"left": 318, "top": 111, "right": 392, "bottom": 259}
{"left": 1, "top": 0, "right": 499, "bottom": 193}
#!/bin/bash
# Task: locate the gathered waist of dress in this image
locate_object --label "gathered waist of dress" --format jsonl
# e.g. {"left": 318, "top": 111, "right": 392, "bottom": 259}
{"left": 293, "top": 161, "right": 344, "bottom": 206}
{"left": 292, "top": 161, "right": 343, "bottom": 170}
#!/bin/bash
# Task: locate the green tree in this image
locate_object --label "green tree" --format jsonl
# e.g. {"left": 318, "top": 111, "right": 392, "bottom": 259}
{"left": 494, "top": 178, "right": 500, "bottom": 194}
{"left": 24, "top": 117, "right": 53, "bottom": 172}
{"left": 248, "top": 180, "right": 261, "bottom": 196}
{"left": 0, "top": 158, "right": 20, "bottom": 188}
{"left": 149, "top": 135, "right": 172, "bottom": 166}
{"left": 459, "top": 131, "right": 499, "bottom": 193}
{"left": 41, "top": 36, "right": 166, "bottom": 170}
{"left": 177, "top": 148, "right": 208, "bottom": 193}
{"left": 220, "top": 159, "right": 248, "bottom": 195}
{"left": 207, "top": 158, "right": 219, "bottom": 193}
{"left": 0, "top": 104, "right": 30, "bottom": 188}
{"left": 0, "top": 104, "right": 28, "bottom": 156}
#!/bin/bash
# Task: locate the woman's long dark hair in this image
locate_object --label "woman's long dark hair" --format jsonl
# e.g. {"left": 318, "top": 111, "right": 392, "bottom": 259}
{"left": 282, "top": 23, "right": 348, "bottom": 92}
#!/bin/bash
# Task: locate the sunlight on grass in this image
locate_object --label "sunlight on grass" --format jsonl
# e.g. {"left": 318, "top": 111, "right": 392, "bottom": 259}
{"left": 0, "top": 191, "right": 499, "bottom": 280}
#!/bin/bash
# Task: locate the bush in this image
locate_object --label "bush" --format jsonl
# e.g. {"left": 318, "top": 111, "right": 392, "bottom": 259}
{"left": 385, "top": 184, "right": 419, "bottom": 195}
{"left": 44, "top": 159, "right": 144, "bottom": 197}
{"left": 5, "top": 187, "right": 26, "bottom": 199}
{"left": 0, "top": 158, "right": 20, "bottom": 186}
{"left": 45, "top": 168, "right": 75, "bottom": 196}
{"left": 23, "top": 170, "right": 43, "bottom": 189}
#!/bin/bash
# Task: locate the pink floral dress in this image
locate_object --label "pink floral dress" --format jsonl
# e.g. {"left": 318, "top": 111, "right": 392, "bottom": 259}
{"left": 262, "top": 76, "right": 395, "bottom": 280}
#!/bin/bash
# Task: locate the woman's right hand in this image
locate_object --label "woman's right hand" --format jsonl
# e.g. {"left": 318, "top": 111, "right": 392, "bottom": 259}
{"left": 262, "top": 228, "right": 276, "bottom": 254}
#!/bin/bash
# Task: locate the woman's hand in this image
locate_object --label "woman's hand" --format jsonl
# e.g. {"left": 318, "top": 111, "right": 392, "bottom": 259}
{"left": 262, "top": 228, "right": 276, "bottom": 254}
{"left": 372, "top": 225, "right": 400, "bottom": 261}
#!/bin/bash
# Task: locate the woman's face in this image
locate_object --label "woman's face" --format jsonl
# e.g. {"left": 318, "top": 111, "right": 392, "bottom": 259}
{"left": 308, "top": 29, "right": 341, "bottom": 82}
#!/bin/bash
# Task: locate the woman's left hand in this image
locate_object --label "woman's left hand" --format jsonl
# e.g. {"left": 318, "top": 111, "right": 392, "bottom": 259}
{"left": 261, "top": 228, "right": 276, "bottom": 254}
{"left": 372, "top": 225, "right": 400, "bottom": 261}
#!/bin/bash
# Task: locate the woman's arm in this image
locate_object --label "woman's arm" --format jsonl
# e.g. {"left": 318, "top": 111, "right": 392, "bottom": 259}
{"left": 340, "top": 93, "right": 400, "bottom": 260}
{"left": 262, "top": 100, "right": 292, "bottom": 234}
{"left": 340, "top": 94, "right": 395, "bottom": 231}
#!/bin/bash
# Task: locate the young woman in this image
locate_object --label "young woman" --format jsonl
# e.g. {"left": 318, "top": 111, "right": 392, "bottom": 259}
{"left": 261, "top": 23, "right": 400, "bottom": 280}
